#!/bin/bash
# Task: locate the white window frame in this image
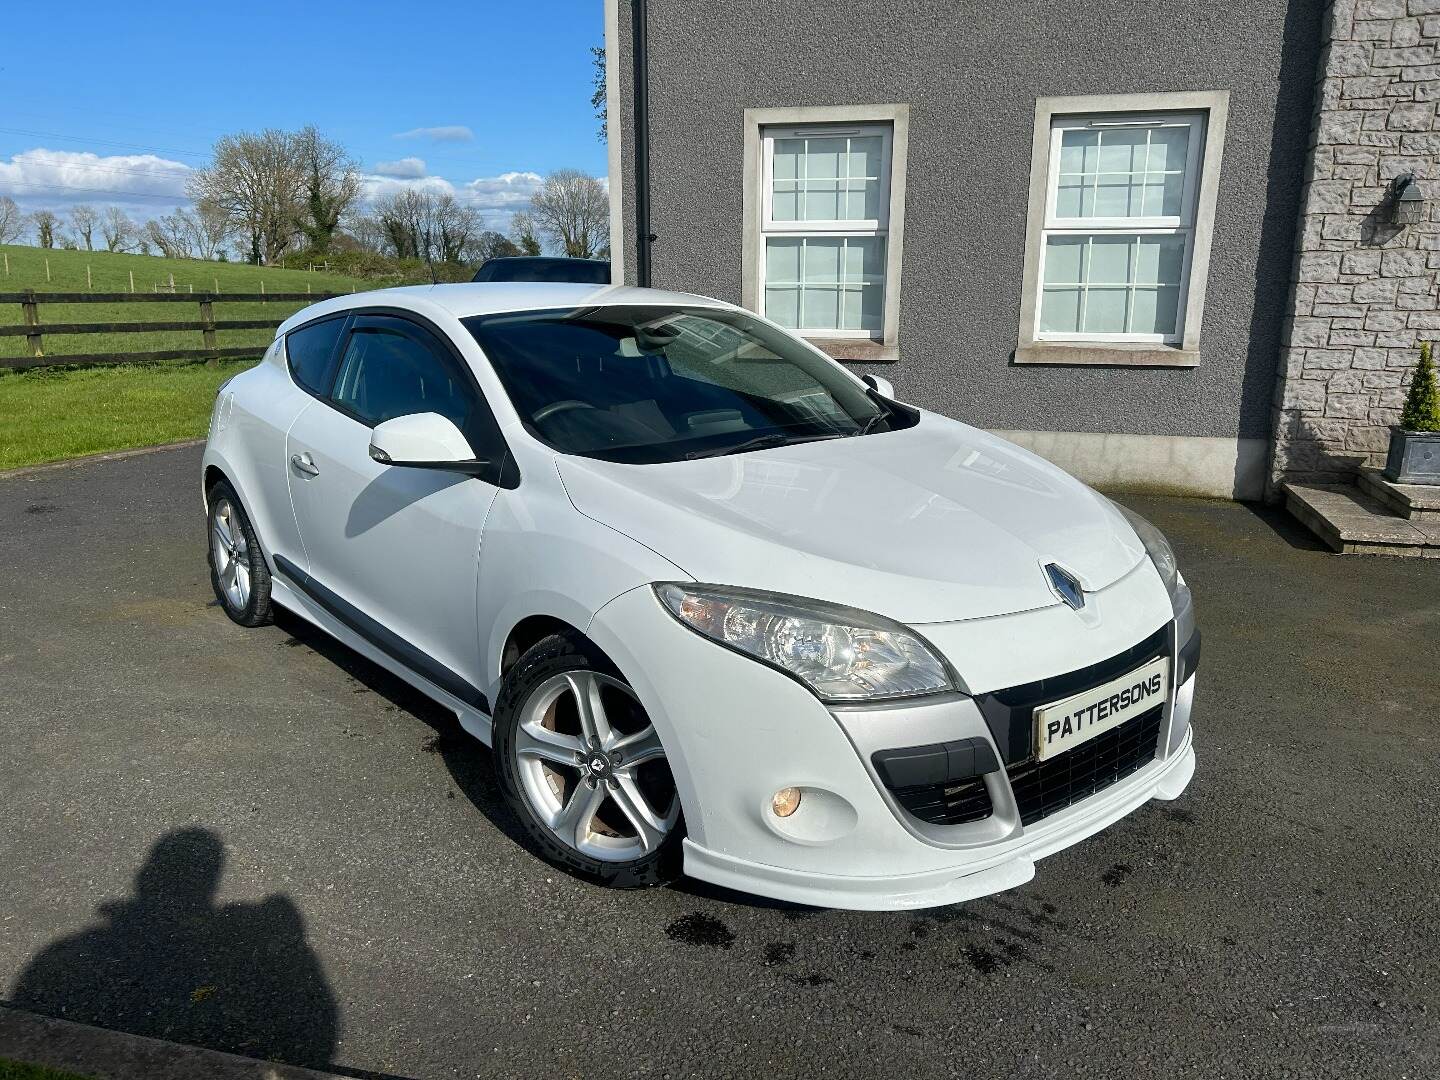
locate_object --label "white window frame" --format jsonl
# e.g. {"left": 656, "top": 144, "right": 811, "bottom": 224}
{"left": 1036, "top": 112, "right": 1204, "bottom": 346}
{"left": 758, "top": 123, "right": 892, "bottom": 340}
{"left": 743, "top": 104, "right": 910, "bottom": 360}
{"left": 1017, "top": 91, "right": 1229, "bottom": 368}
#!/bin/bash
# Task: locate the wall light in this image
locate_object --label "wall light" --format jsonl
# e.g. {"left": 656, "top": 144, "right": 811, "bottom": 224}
{"left": 1392, "top": 174, "right": 1425, "bottom": 227}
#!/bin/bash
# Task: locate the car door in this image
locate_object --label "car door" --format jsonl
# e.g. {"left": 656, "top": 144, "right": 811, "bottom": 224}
{"left": 285, "top": 312, "right": 506, "bottom": 704}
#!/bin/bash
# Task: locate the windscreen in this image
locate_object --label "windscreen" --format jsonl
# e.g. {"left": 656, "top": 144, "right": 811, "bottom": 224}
{"left": 465, "top": 305, "right": 902, "bottom": 463}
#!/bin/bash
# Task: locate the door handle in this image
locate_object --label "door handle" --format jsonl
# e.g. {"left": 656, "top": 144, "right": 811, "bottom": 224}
{"left": 290, "top": 451, "right": 320, "bottom": 477}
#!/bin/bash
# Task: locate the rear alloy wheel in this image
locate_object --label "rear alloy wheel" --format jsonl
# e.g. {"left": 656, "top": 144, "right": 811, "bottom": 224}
{"left": 495, "top": 634, "right": 682, "bottom": 887}
{"left": 207, "top": 482, "right": 272, "bottom": 627}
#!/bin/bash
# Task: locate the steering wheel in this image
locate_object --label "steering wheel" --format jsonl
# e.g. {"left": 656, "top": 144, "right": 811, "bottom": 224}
{"left": 532, "top": 399, "right": 599, "bottom": 424}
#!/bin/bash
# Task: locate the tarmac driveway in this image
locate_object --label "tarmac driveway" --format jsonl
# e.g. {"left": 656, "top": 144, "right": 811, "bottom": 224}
{"left": 1, "top": 444, "right": 1437, "bottom": 1080}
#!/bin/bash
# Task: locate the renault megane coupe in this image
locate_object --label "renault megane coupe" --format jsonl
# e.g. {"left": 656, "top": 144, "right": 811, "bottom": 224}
{"left": 202, "top": 282, "right": 1199, "bottom": 910}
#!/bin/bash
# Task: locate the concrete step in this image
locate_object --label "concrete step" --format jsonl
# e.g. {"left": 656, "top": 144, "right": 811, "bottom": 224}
{"left": 1283, "top": 482, "right": 1440, "bottom": 557}
{"left": 1356, "top": 467, "right": 1440, "bottom": 522}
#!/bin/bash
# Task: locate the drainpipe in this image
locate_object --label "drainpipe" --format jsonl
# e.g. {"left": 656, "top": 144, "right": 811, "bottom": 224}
{"left": 631, "top": 0, "right": 653, "bottom": 286}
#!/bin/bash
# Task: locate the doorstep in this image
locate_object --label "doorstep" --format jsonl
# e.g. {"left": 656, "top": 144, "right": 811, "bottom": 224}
{"left": 1355, "top": 467, "right": 1440, "bottom": 522}
{"left": 1283, "top": 481, "right": 1440, "bottom": 557}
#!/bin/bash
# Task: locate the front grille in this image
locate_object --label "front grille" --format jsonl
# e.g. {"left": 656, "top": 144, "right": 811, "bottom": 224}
{"left": 889, "top": 775, "right": 994, "bottom": 826}
{"left": 881, "top": 706, "right": 1164, "bottom": 828}
{"left": 1006, "top": 705, "right": 1164, "bottom": 825}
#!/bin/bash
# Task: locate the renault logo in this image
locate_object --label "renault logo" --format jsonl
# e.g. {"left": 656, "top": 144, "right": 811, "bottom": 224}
{"left": 1045, "top": 563, "right": 1085, "bottom": 610}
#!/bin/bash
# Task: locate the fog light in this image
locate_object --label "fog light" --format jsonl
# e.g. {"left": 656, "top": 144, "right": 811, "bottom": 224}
{"left": 771, "top": 787, "right": 802, "bottom": 818}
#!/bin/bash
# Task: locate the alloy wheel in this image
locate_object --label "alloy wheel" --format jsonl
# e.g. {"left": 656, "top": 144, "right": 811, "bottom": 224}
{"left": 514, "top": 670, "right": 679, "bottom": 862}
{"left": 211, "top": 499, "right": 252, "bottom": 612}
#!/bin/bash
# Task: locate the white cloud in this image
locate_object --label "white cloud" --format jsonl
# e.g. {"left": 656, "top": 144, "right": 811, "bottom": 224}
{"left": 358, "top": 170, "right": 544, "bottom": 231}
{"left": 372, "top": 157, "right": 427, "bottom": 179}
{"left": 0, "top": 148, "right": 191, "bottom": 216}
{"left": 394, "top": 125, "right": 475, "bottom": 143}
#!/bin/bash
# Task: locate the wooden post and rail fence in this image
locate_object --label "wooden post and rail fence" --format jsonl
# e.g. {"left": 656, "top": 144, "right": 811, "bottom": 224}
{"left": 0, "top": 290, "right": 341, "bottom": 371}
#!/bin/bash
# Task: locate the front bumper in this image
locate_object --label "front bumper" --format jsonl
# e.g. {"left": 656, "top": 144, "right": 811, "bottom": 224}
{"left": 586, "top": 563, "right": 1196, "bottom": 911}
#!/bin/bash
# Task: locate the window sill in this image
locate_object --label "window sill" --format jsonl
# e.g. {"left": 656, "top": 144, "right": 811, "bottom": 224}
{"left": 806, "top": 337, "right": 899, "bottom": 364}
{"left": 1014, "top": 342, "right": 1198, "bottom": 368}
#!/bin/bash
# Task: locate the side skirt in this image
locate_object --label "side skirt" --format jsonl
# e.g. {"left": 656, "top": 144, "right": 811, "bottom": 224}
{"left": 271, "top": 554, "right": 492, "bottom": 720}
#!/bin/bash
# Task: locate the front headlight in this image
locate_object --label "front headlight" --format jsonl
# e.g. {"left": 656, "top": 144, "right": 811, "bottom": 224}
{"left": 654, "top": 583, "right": 954, "bottom": 703}
{"left": 1114, "top": 504, "right": 1180, "bottom": 598}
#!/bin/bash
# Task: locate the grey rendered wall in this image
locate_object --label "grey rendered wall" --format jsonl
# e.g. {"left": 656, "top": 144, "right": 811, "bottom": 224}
{"left": 626, "top": 0, "right": 1322, "bottom": 443}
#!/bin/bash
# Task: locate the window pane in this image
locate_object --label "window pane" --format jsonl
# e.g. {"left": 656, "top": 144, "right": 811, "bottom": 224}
{"left": 1088, "top": 236, "right": 1132, "bottom": 284}
{"left": 1148, "top": 126, "right": 1191, "bottom": 173}
{"left": 772, "top": 183, "right": 799, "bottom": 221}
{"left": 802, "top": 286, "right": 840, "bottom": 329}
{"left": 1131, "top": 285, "right": 1181, "bottom": 336}
{"left": 1134, "top": 235, "right": 1186, "bottom": 285}
{"left": 1040, "top": 288, "right": 1082, "bottom": 333}
{"left": 1093, "top": 178, "right": 1134, "bottom": 217}
{"left": 1097, "top": 129, "right": 1145, "bottom": 174}
{"left": 773, "top": 139, "right": 803, "bottom": 180}
{"left": 805, "top": 137, "right": 844, "bottom": 179}
{"left": 1059, "top": 129, "right": 1097, "bottom": 173}
{"left": 1083, "top": 287, "right": 1129, "bottom": 333}
{"left": 1055, "top": 177, "right": 1086, "bottom": 218}
{"left": 803, "top": 237, "right": 841, "bottom": 282}
{"left": 765, "top": 237, "right": 801, "bottom": 282}
{"left": 848, "top": 136, "right": 882, "bottom": 179}
{"left": 859, "top": 281, "right": 883, "bottom": 331}
{"left": 766, "top": 286, "right": 800, "bottom": 328}
{"left": 332, "top": 327, "right": 472, "bottom": 429}
{"left": 1044, "top": 236, "right": 1086, "bottom": 284}
{"left": 803, "top": 183, "right": 842, "bottom": 220}
{"left": 286, "top": 316, "right": 345, "bottom": 395}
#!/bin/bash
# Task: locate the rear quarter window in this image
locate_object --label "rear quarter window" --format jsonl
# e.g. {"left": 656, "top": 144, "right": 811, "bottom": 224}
{"left": 285, "top": 316, "right": 346, "bottom": 395}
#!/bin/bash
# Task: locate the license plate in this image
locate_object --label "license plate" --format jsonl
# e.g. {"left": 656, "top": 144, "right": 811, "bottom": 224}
{"left": 1033, "top": 656, "right": 1169, "bottom": 762}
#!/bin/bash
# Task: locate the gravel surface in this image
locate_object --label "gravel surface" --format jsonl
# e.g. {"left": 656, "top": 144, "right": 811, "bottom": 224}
{"left": 1, "top": 444, "right": 1436, "bottom": 1080}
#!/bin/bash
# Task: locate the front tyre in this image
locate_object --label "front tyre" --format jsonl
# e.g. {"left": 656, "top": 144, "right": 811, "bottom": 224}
{"left": 494, "top": 632, "right": 683, "bottom": 888}
{"left": 207, "top": 481, "right": 273, "bottom": 627}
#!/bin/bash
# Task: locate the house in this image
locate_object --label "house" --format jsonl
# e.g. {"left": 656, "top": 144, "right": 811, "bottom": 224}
{"left": 603, "top": 0, "right": 1440, "bottom": 508}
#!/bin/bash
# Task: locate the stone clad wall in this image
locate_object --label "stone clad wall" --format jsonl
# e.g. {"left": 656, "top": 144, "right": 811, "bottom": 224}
{"left": 1273, "top": 0, "right": 1440, "bottom": 489}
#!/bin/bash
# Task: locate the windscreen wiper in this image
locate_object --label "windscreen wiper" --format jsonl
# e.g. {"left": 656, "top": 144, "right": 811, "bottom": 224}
{"left": 684, "top": 432, "right": 845, "bottom": 460}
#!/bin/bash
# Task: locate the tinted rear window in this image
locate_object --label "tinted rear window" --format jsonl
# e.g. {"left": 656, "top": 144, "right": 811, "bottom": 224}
{"left": 473, "top": 259, "right": 611, "bottom": 284}
{"left": 285, "top": 317, "right": 346, "bottom": 395}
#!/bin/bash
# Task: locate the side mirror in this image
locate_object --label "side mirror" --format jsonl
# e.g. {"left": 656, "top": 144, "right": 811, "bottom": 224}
{"left": 368, "top": 413, "right": 488, "bottom": 473}
{"left": 862, "top": 374, "right": 895, "bottom": 399}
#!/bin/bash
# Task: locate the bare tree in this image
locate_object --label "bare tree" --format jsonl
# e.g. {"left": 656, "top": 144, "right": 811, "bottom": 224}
{"left": 529, "top": 170, "right": 609, "bottom": 259}
{"left": 188, "top": 129, "right": 304, "bottom": 264}
{"left": 294, "top": 126, "right": 361, "bottom": 254}
{"left": 68, "top": 204, "right": 99, "bottom": 250}
{"left": 346, "top": 212, "right": 389, "bottom": 254}
{"left": 0, "top": 196, "right": 24, "bottom": 244}
{"left": 464, "top": 230, "right": 520, "bottom": 264}
{"left": 373, "top": 189, "right": 426, "bottom": 259}
{"left": 428, "top": 193, "right": 483, "bottom": 263}
{"left": 100, "top": 206, "right": 136, "bottom": 252}
{"left": 509, "top": 210, "right": 542, "bottom": 256}
{"left": 33, "top": 209, "right": 59, "bottom": 249}
{"left": 144, "top": 210, "right": 197, "bottom": 259}
{"left": 192, "top": 201, "right": 232, "bottom": 260}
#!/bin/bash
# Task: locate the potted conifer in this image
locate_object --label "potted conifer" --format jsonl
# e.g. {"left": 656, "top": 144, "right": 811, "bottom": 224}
{"left": 1384, "top": 340, "right": 1440, "bottom": 484}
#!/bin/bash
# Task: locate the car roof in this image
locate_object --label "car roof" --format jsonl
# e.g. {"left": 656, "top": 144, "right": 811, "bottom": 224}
{"left": 279, "top": 283, "right": 733, "bottom": 335}
{"left": 480, "top": 256, "right": 609, "bottom": 265}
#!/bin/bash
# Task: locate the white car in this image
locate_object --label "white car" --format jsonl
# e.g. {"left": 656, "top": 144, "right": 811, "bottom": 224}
{"left": 202, "top": 283, "right": 1198, "bottom": 911}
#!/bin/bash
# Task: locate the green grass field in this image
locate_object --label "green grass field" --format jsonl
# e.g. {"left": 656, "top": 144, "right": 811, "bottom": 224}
{"left": 0, "top": 245, "right": 375, "bottom": 469}
{"left": 0, "top": 359, "right": 254, "bottom": 470}
{"left": 0, "top": 244, "right": 374, "bottom": 362}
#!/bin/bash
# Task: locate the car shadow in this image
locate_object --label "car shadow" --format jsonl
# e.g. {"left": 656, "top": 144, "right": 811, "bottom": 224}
{"left": 272, "top": 609, "right": 530, "bottom": 849}
{"left": 5, "top": 827, "right": 339, "bottom": 1070}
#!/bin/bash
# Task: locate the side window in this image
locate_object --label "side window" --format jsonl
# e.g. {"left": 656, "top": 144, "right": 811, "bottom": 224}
{"left": 285, "top": 316, "right": 346, "bottom": 395}
{"left": 330, "top": 316, "right": 506, "bottom": 460}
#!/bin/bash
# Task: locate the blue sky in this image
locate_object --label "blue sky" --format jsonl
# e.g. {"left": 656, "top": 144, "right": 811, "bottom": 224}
{"left": 0, "top": 0, "right": 605, "bottom": 232}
